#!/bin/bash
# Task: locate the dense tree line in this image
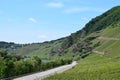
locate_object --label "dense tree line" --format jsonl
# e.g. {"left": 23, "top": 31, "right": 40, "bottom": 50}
{"left": 0, "top": 51, "right": 72, "bottom": 79}
{"left": 83, "top": 6, "right": 120, "bottom": 34}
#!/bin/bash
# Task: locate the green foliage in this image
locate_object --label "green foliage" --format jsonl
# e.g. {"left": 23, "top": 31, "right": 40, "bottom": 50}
{"left": 61, "top": 36, "right": 73, "bottom": 49}
{"left": 0, "top": 50, "right": 7, "bottom": 58}
{"left": 83, "top": 6, "right": 120, "bottom": 34}
{"left": 0, "top": 41, "right": 22, "bottom": 53}
{"left": 0, "top": 51, "right": 72, "bottom": 79}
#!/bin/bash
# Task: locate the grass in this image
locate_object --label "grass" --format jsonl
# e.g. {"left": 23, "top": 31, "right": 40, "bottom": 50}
{"left": 100, "top": 22, "right": 120, "bottom": 38}
{"left": 44, "top": 53, "right": 120, "bottom": 80}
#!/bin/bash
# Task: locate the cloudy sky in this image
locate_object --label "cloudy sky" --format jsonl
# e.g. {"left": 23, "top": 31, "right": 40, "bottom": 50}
{"left": 0, "top": 0, "right": 120, "bottom": 43}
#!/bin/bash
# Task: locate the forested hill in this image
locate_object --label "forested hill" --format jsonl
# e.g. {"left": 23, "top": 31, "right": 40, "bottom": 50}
{"left": 1, "top": 6, "right": 120, "bottom": 60}
{"left": 0, "top": 41, "right": 22, "bottom": 52}
{"left": 83, "top": 6, "right": 120, "bottom": 34}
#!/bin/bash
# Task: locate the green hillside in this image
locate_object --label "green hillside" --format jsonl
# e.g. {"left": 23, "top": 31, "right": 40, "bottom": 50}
{"left": 14, "top": 38, "right": 64, "bottom": 59}
{"left": 1, "top": 6, "right": 119, "bottom": 61}
{"left": 0, "top": 5, "right": 120, "bottom": 80}
{"left": 45, "top": 53, "right": 120, "bottom": 80}
{"left": 44, "top": 6, "right": 120, "bottom": 80}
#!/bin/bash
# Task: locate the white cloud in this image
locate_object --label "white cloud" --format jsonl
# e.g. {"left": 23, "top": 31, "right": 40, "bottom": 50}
{"left": 28, "top": 17, "right": 37, "bottom": 23}
{"left": 81, "top": 17, "right": 87, "bottom": 20}
{"left": 47, "top": 2, "right": 64, "bottom": 8}
{"left": 64, "top": 7, "right": 106, "bottom": 14}
{"left": 90, "top": 8, "right": 107, "bottom": 12}
{"left": 38, "top": 35, "right": 48, "bottom": 39}
{"left": 64, "top": 7, "right": 90, "bottom": 13}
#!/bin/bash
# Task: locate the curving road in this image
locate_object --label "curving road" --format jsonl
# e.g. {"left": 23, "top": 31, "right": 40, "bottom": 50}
{"left": 13, "top": 61, "right": 77, "bottom": 80}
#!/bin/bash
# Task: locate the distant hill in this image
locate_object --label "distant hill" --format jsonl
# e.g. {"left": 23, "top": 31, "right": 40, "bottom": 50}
{"left": 1, "top": 6, "right": 120, "bottom": 61}
{"left": 0, "top": 41, "right": 22, "bottom": 52}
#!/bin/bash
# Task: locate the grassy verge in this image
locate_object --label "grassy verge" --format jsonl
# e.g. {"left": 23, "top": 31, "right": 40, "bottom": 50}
{"left": 44, "top": 53, "right": 120, "bottom": 80}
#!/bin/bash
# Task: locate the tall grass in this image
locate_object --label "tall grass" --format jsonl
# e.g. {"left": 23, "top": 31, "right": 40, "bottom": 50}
{"left": 44, "top": 53, "right": 120, "bottom": 80}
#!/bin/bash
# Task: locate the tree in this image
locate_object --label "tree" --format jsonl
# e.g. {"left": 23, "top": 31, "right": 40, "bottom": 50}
{"left": 2, "top": 59, "right": 14, "bottom": 77}
{"left": 31, "top": 56, "right": 41, "bottom": 71}
{"left": 0, "top": 57, "right": 5, "bottom": 78}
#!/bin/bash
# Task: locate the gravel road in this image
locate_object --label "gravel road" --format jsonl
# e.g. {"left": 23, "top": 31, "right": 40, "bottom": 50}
{"left": 13, "top": 61, "right": 77, "bottom": 80}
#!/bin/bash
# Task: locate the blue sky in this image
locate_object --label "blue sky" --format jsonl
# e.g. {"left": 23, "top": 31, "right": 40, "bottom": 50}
{"left": 0, "top": 0, "right": 120, "bottom": 43}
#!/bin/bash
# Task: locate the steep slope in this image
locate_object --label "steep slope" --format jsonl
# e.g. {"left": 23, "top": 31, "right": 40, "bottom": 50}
{"left": 1, "top": 6, "right": 119, "bottom": 60}
{"left": 11, "top": 6, "right": 120, "bottom": 60}
{"left": 83, "top": 6, "right": 120, "bottom": 34}
{"left": 93, "top": 22, "right": 120, "bottom": 57}
{"left": 57, "top": 6, "right": 120, "bottom": 59}
{"left": 44, "top": 6, "right": 120, "bottom": 80}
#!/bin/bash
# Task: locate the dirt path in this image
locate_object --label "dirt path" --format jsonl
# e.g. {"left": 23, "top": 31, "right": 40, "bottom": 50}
{"left": 13, "top": 61, "right": 77, "bottom": 80}
{"left": 98, "top": 37, "right": 120, "bottom": 40}
{"left": 93, "top": 50, "right": 105, "bottom": 55}
{"left": 93, "top": 36, "right": 120, "bottom": 55}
